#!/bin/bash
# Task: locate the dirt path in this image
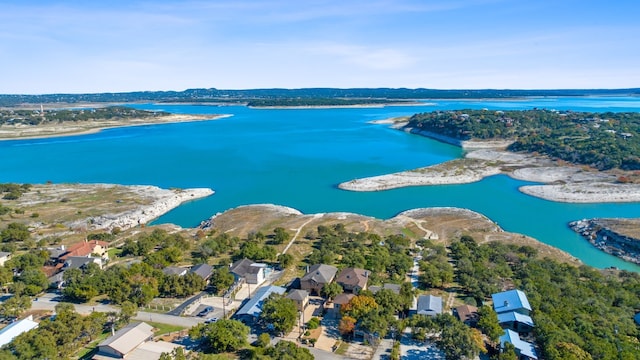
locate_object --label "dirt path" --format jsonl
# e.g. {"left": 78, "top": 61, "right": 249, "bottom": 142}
{"left": 281, "top": 213, "right": 324, "bottom": 255}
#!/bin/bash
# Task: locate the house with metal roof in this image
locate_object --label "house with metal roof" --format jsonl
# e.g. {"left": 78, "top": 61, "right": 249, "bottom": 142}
{"left": 0, "top": 315, "right": 38, "bottom": 348}
{"left": 300, "top": 264, "right": 338, "bottom": 295}
{"left": 234, "top": 285, "right": 286, "bottom": 324}
{"left": 163, "top": 266, "right": 188, "bottom": 276}
{"left": 500, "top": 329, "right": 538, "bottom": 360}
{"left": 498, "top": 311, "right": 535, "bottom": 333}
{"left": 94, "top": 322, "right": 153, "bottom": 359}
{"left": 416, "top": 295, "right": 443, "bottom": 316}
{"left": 492, "top": 289, "right": 532, "bottom": 316}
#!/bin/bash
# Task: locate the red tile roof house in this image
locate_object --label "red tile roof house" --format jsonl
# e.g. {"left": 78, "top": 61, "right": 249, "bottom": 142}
{"left": 60, "top": 240, "right": 110, "bottom": 262}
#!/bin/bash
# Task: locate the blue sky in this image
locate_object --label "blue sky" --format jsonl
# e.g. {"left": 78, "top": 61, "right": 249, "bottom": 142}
{"left": 1, "top": 0, "right": 639, "bottom": 94}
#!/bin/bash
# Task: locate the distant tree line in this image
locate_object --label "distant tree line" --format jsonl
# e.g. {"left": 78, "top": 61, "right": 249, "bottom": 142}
{"left": 1, "top": 88, "right": 638, "bottom": 107}
{"left": 406, "top": 109, "right": 640, "bottom": 170}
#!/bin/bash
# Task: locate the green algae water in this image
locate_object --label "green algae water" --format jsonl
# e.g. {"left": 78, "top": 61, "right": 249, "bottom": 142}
{"left": 2, "top": 97, "right": 640, "bottom": 271}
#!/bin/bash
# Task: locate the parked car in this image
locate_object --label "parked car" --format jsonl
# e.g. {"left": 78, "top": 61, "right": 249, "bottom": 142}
{"left": 205, "top": 317, "right": 219, "bottom": 324}
{"left": 197, "top": 306, "right": 214, "bottom": 317}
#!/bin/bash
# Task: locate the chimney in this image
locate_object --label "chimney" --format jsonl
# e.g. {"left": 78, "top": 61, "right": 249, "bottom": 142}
{"left": 504, "top": 300, "right": 509, "bottom": 307}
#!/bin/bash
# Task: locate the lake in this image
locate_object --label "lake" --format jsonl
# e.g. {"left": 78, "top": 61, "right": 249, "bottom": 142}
{"left": 2, "top": 96, "right": 640, "bottom": 270}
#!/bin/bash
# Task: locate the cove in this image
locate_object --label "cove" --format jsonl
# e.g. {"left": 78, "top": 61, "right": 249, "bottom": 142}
{"left": 1, "top": 97, "right": 640, "bottom": 271}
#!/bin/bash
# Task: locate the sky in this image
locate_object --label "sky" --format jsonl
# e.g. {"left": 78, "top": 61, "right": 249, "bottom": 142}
{"left": 1, "top": 0, "right": 639, "bottom": 94}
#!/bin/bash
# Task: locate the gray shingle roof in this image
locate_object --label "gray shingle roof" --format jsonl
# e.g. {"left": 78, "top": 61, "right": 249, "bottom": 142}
{"left": 286, "top": 289, "right": 309, "bottom": 301}
{"left": 301, "top": 264, "right": 338, "bottom": 284}
{"left": 190, "top": 263, "right": 213, "bottom": 279}
{"left": 417, "top": 295, "right": 442, "bottom": 315}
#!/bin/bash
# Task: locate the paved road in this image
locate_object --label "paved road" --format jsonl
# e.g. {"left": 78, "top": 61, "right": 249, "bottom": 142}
{"left": 31, "top": 292, "right": 204, "bottom": 328}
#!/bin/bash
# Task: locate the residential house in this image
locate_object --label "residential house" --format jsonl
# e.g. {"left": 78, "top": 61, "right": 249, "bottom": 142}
{"left": 0, "top": 315, "right": 38, "bottom": 348}
{"left": 286, "top": 289, "right": 309, "bottom": 312}
{"left": 61, "top": 240, "right": 109, "bottom": 262}
{"left": 94, "top": 322, "right": 154, "bottom": 359}
{"left": 230, "top": 259, "right": 266, "bottom": 285}
{"left": 93, "top": 321, "right": 182, "bottom": 360}
{"left": 162, "top": 266, "right": 188, "bottom": 276}
{"left": 416, "top": 295, "right": 442, "bottom": 316}
{"left": 190, "top": 263, "right": 214, "bottom": 281}
{"left": 492, "top": 289, "right": 534, "bottom": 333}
{"left": 333, "top": 293, "right": 355, "bottom": 312}
{"left": 46, "top": 245, "right": 68, "bottom": 264}
{"left": 492, "top": 289, "right": 532, "bottom": 316}
{"left": 335, "top": 268, "right": 369, "bottom": 293}
{"left": 497, "top": 311, "right": 535, "bottom": 333}
{"left": 454, "top": 304, "right": 479, "bottom": 326}
{"left": 65, "top": 256, "right": 103, "bottom": 270}
{"left": 0, "top": 252, "right": 11, "bottom": 267}
{"left": 234, "top": 285, "right": 286, "bottom": 324}
{"left": 300, "top": 264, "right": 338, "bottom": 295}
{"left": 500, "top": 329, "right": 538, "bottom": 360}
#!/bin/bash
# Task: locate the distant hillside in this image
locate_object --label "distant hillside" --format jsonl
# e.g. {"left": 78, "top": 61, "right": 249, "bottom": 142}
{"left": 1, "top": 87, "right": 638, "bottom": 107}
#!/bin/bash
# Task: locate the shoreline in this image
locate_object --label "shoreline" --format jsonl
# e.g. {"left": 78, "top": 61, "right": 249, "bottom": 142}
{"left": 66, "top": 185, "right": 215, "bottom": 231}
{"left": 0, "top": 113, "right": 233, "bottom": 141}
{"left": 339, "top": 118, "right": 640, "bottom": 203}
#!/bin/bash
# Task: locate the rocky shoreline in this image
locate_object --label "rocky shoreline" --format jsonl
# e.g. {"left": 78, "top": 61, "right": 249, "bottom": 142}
{"left": 569, "top": 219, "right": 640, "bottom": 265}
{"left": 339, "top": 120, "right": 640, "bottom": 203}
{"left": 68, "top": 185, "right": 214, "bottom": 231}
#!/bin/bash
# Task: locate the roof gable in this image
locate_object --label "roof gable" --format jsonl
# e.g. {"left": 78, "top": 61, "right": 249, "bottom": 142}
{"left": 61, "top": 240, "right": 108, "bottom": 260}
{"left": 190, "top": 263, "right": 213, "bottom": 279}
{"left": 98, "top": 322, "right": 154, "bottom": 356}
{"left": 497, "top": 311, "right": 535, "bottom": 327}
{"left": 301, "top": 264, "right": 338, "bottom": 284}
{"left": 287, "top": 289, "right": 309, "bottom": 301}
{"left": 492, "top": 289, "right": 532, "bottom": 313}
{"left": 336, "top": 268, "right": 368, "bottom": 287}
{"left": 500, "top": 329, "right": 538, "bottom": 359}
{"left": 417, "top": 295, "right": 442, "bottom": 314}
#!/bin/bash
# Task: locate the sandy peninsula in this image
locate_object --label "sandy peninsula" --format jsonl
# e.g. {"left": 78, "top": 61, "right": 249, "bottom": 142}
{"left": 0, "top": 113, "right": 232, "bottom": 141}
{"left": 339, "top": 119, "right": 640, "bottom": 203}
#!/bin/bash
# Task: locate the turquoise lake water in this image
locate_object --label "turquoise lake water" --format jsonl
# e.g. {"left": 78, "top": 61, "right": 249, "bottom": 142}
{"left": 2, "top": 96, "right": 640, "bottom": 271}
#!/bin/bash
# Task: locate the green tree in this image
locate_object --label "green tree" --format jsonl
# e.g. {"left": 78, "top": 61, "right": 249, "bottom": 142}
{"left": 260, "top": 294, "right": 298, "bottom": 335}
{"left": 190, "top": 319, "right": 249, "bottom": 353}
{"left": 273, "top": 227, "right": 291, "bottom": 245}
{"left": 1, "top": 223, "right": 30, "bottom": 243}
{"left": 263, "top": 340, "right": 313, "bottom": 360}
{"left": 321, "top": 282, "right": 342, "bottom": 300}
{"left": 15, "top": 268, "right": 48, "bottom": 295}
{"left": 0, "top": 295, "right": 31, "bottom": 318}
{"left": 210, "top": 267, "right": 235, "bottom": 294}
{"left": 477, "top": 305, "right": 503, "bottom": 344}
{"left": 118, "top": 301, "right": 138, "bottom": 326}
{"left": 498, "top": 342, "right": 519, "bottom": 360}
{"left": 257, "top": 333, "right": 271, "bottom": 348}
{"left": 277, "top": 253, "right": 294, "bottom": 269}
